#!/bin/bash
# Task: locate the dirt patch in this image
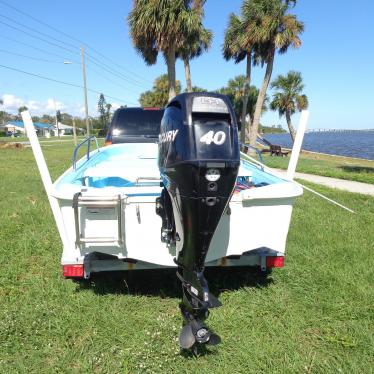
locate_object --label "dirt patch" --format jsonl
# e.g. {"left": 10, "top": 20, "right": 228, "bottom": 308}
{"left": 0, "top": 142, "right": 24, "bottom": 149}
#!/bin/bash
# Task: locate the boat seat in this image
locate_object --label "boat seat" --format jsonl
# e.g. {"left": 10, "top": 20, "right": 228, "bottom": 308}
{"left": 83, "top": 163, "right": 161, "bottom": 188}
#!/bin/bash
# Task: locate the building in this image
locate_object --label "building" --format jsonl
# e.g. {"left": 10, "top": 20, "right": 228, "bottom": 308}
{"left": 5, "top": 121, "right": 54, "bottom": 137}
{"left": 3, "top": 121, "right": 85, "bottom": 137}
{"left": 52, "top": 123, "right": 85, "bottom": 137}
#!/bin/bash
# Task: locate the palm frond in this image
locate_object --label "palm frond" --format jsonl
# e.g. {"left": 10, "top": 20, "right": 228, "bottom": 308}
{"left": 270, "top": 70, "right": 308, "bottom": 118}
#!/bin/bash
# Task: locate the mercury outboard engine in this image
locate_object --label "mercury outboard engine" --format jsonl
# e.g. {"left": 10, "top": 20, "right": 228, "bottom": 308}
{"left": 157, "top": 93, "right": 240, "bottom": 349}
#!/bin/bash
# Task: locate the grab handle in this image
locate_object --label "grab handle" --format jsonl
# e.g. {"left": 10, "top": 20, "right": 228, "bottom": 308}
{"left": 72, "top": 136, "right": 100, "bottom": 170}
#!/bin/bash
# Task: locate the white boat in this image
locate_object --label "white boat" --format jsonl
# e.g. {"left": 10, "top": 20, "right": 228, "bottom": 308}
{"left": 52, "top": 140, "right": 302, "bottom": 277}
{"left": 24, "top": 92, "right": 307, "bottom": 349}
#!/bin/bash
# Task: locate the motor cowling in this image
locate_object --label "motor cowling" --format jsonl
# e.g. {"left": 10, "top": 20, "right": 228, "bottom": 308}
{"left": 158, "top": 93, "right": 240, "bottom": 349}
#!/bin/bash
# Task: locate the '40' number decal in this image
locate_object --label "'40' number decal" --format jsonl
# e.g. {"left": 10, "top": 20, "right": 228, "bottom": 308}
{"left": 199, "top": 130, "right": 226, "bottom": 145}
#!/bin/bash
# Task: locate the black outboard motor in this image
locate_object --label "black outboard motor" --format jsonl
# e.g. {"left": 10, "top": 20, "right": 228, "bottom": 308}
{"left": 157, "top": 93, "right": 240, "bottom": 349}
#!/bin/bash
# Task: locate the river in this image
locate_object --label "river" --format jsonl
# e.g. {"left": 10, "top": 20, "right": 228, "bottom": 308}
{"left": 263, "top": 131, "right": 374, "bottom": 160}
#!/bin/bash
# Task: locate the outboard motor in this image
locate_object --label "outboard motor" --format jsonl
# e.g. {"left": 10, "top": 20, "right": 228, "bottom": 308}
{"left": 157, "top": 93, "right": 240, "bottom": 349}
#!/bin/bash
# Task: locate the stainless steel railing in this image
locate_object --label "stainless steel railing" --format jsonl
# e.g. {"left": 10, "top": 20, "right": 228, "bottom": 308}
{"left": 72, "top": 136, "right": 100, "bottom": 171}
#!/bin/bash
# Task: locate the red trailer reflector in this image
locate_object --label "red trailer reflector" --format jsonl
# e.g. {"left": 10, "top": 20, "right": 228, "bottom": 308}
{"left": 266, "top": 256, "right": 284, "bottom": 268}
{"left": 63, "top": 264, "right": 84, "bottom": 278}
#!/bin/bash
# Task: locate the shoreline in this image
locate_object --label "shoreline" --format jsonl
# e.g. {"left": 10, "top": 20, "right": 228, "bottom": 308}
{"left": 257, "top": 141, "right": 374, "bottom": 162}
{"left": 263, "top": 131, "right": 374, "bottom": 161}
{"left": 291, "top": 148, "right": 373, "bottom": 162}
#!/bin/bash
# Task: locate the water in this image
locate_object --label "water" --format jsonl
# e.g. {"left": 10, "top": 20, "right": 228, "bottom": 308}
{"left": 263, "top": 131, "right": 374, "bottom": 160}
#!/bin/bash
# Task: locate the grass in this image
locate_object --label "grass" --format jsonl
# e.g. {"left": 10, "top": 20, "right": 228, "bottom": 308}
{"left": 261, "top": 151, "right": 374, "bottom": 185}
{"left": 1, "top": 141, "right": 373, "bottom": 373}
{"left": 0, "top": 135, "right": 88, "bottom": 143}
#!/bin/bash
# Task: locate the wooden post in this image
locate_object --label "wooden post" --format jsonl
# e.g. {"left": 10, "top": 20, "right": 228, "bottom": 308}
{"left": 72, "top": 117, "right": 77, "bottom": 145}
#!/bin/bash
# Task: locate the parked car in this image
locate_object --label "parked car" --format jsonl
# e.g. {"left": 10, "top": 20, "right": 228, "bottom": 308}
{"left": 5, "top": 131, "right": 21, "bottom": 137}
{"left": 105, "top": 107, "right": 164, "bottom": 145}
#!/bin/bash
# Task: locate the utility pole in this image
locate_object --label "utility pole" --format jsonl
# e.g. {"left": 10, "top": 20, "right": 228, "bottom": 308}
{"left": 53, "top": 98, "right": 60, "bottom": 138}
{"left": 81, "top": 46, "right": 89, "bottom": 137}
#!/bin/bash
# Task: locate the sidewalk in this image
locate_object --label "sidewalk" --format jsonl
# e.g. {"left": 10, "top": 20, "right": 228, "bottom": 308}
{"left": 275, "top": 169, "right": 374, "bottom": 196}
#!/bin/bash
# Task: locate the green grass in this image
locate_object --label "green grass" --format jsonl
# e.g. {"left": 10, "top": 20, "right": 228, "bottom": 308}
{"left": 262, "top": 151, "right": 374, "bottom": 185}
{"left": 1, "top": 142, "right": 373, "bottom": 373}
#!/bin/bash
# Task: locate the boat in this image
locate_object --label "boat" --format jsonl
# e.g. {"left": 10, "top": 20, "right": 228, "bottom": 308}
{"left": 24, "top": 92, "right": 306, "bottom": 349}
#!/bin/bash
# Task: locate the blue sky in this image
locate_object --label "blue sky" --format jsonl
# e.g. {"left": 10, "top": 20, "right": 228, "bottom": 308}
{"left": 0, "top": 0, "right": 373, "bottom": 129}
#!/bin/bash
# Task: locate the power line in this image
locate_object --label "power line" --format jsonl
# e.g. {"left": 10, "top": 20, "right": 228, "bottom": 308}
{"left": 86, "top": 52, "right": 148, "bottom": 87}
{"left": 0, "top": 19, "right": 78, "bottom": 56}
{"left": 0, "top": 45, "right": 145, "bottom": 94}
{"left": 0, "top": 0, "right": 153, "bottom": 85}
{"left": 0, "top": 37, "right": 143, "bottom": 96}
{"left": 0, "top": 63, "right": 138, "bottom": 106}
{"left": 0, "top": 14, "right": 148, "bottom": 89}
{"left": 86, "top": 65, "right": 142, "bottom": 95}
{"left": 0, "top": 36, "right": 143, "bottom": 94}
{"left": 85, "top": 53, "right": 147, "bottom": 88}
{"left": 0, "top": 48, "right": 66, "bottom": 63}
{"left": 0, "top": 13, "right": 77, "bottom": 51}
{"left": 0, "top": 34, "right": 81, "bottom": 63}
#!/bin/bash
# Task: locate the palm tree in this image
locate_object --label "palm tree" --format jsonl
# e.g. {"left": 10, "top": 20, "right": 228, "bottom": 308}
{"left": 178, "top": 0, "right": 212, "bottom": 92}
{"left": 243, "top": 0, "right": 304, "bottom": 148}
{"left": 0, "top": 99, "right": 4, "bottom": 125}
{"left": 139, "top": 74, "right": 182, "bottom": 108}
{"left": 18, "top": 106, "right": 28, "bottom": 113}
{"left": 270, "top": 71, "right": 308, "bottom": 142}
{"left": 179, "top": 28, "right": 212, "bottom": 93}
{"left": 217, "top": 76, "right": 266, "bottom": 128}
{"left": 223, "top": 13, "right": 255, "bottom": 144}
{"left": 128, "top": 0, "right": 199, "bottom": 101}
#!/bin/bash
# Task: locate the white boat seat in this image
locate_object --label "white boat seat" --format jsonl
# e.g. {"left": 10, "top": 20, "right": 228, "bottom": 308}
{"left": 83, "top": 161, "right": 161, "bottom": 188}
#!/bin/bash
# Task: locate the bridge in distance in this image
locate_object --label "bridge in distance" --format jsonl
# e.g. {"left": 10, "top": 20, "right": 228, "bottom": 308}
{"left": 305, "top": 128, "right": 374, "bottom": 133}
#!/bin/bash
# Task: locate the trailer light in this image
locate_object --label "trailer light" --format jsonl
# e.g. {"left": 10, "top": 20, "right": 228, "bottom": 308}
{"left": 63, "top": 264, "right": 84, "bottom": 278}
{"left": 205, "top": 168, "right": 220, "bottom": 182}
{"left": 266, "top": 256, "right": 284, "bottom": 268}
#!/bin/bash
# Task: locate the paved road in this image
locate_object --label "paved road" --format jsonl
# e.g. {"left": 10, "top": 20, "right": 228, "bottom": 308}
{"left": 274, "top": 169, "right": 374, "bottom": 196}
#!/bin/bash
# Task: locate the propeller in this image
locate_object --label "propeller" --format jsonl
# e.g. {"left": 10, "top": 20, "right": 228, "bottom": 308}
{"left": 179, "top": 323, "right": 195, "bottom": 350}
{"left": 179, "top": 320, "right": 222, "bottom": 350}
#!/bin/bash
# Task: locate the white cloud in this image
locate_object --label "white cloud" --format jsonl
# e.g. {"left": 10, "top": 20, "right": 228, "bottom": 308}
{"left": 2, "top": 94, "right": 24, "bottom": 112}
{"left": 1, "top": 93, "right": 85, "bottom": 117}
{"left": 26, "top": 100, "right": 41, "bottom": 111}
{"left": 46, "top": 98, "right": 66, "bottom": 112}
{"left": 111, "top": 102, "right": 121, "bottom": 111}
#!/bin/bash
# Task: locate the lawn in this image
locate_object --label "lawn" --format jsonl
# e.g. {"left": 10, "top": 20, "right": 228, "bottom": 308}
{"left": 0, "top": 135, "right": 88, "bottom": 143}
{"left": 261, "top": 151, "right": 374, "bottom": 185}
{"left": 0, "top": 141, "right": 373, "bottom": 373}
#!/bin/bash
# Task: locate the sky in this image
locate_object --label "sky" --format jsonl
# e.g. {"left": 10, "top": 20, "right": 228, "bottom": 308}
{"left": 0, "top": 0, "right": 373, "bottom": 130}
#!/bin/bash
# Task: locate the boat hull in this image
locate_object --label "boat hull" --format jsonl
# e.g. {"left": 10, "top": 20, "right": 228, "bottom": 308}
{"left": 52, "top": 144, "right": 302, "bottom": 275}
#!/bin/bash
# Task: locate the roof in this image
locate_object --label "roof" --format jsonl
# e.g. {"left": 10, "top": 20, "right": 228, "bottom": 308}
{"left": 56, "top": 123, "right": 73, "bottom": 130}
{"left": 8, "top": 121, "right": 53, "bottom": 130}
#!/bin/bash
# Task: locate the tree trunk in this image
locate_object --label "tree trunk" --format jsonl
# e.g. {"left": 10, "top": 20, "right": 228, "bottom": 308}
{"left": 184, "top": 57, "right": 192, "bottom": 93}
{"left": 166, "top": 45, "right": 177, "bottom": 101}
{"left": 249, "top": 48, "right": 275, "bottom": 148}
{"left": 286, "top": 110, "right": 296, "bottom": 143}
{"left": 240, "top": 52, "right": 252, "bottom": 145}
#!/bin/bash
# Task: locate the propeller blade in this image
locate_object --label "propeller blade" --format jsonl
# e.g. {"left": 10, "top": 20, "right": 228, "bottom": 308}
{"left": 207, "top": 333, "right": 221, "bottom": 346}
{"left": 179, "top": 323, "right": 196, "bottom": 349}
